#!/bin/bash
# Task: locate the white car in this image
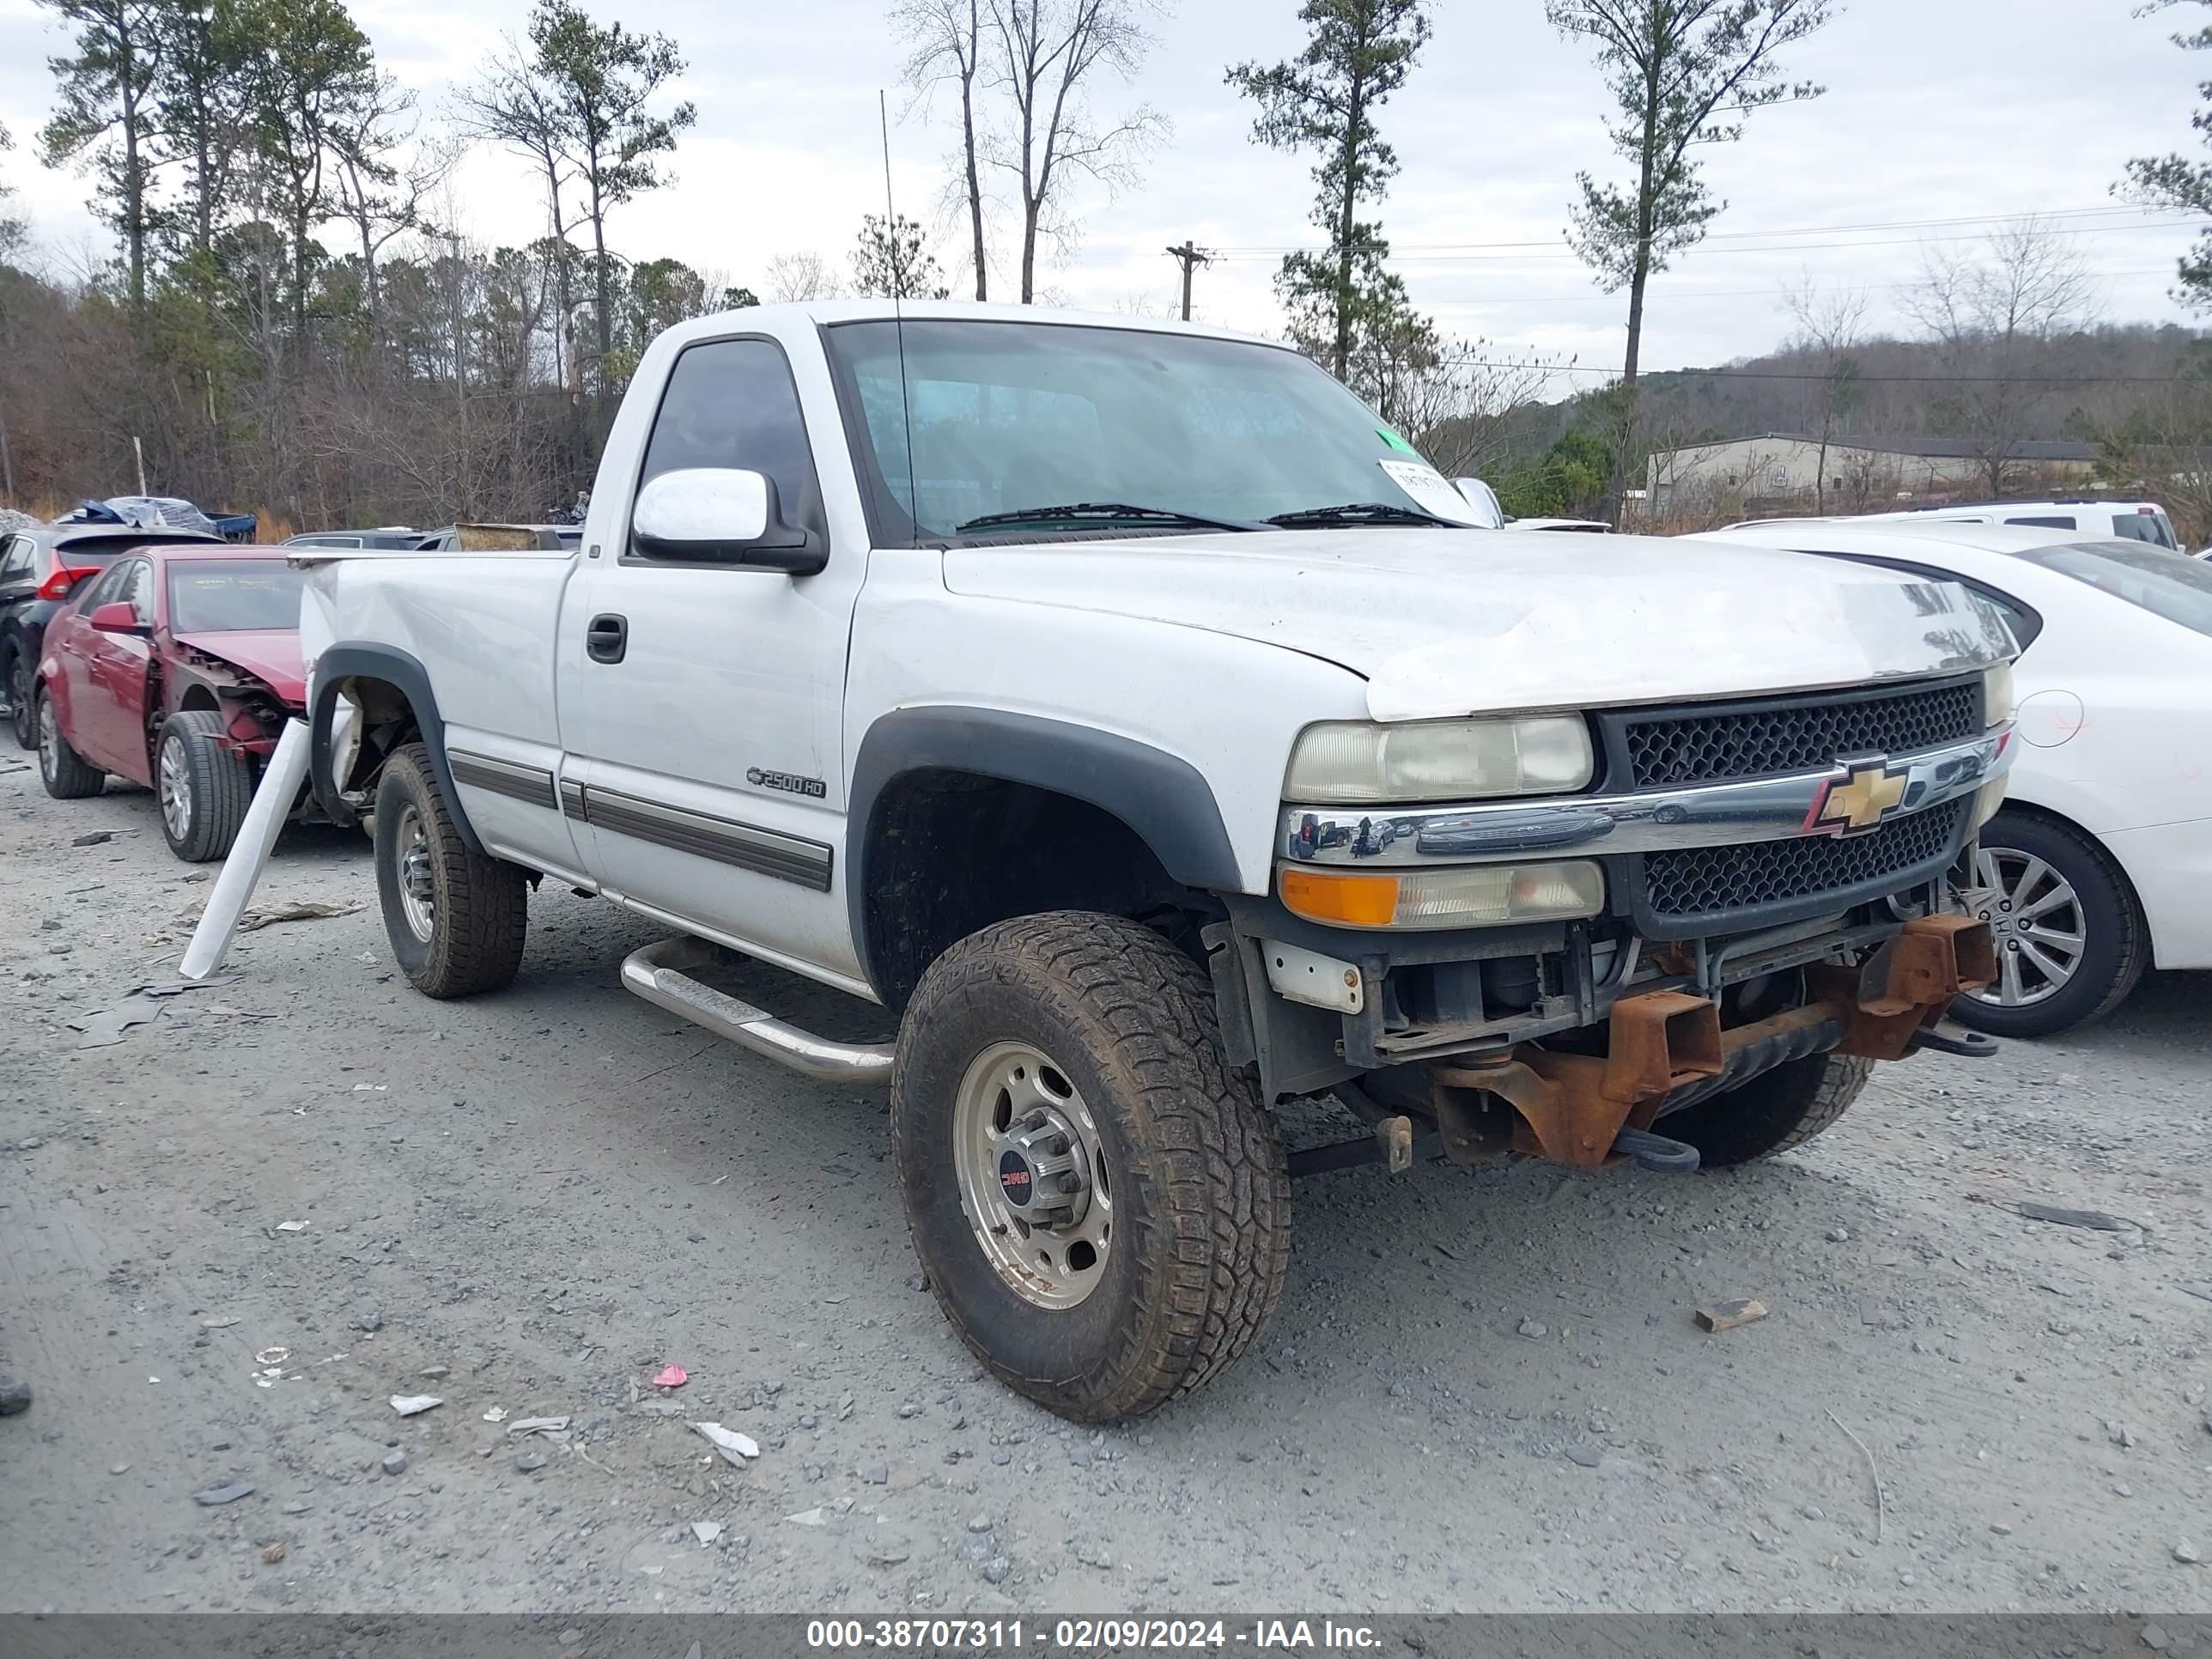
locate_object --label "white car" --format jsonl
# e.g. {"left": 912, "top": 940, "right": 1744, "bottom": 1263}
{"left": 1704, "top": 518, "right": 2212, "bottom": 1035}
{"left": 1731, "top": 499, "right": 2181, "bottom": 552}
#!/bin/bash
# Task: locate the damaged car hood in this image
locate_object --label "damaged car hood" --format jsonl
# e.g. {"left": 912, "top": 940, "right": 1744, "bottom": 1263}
{"left": 171, "top": 629, "right": 307, "bottom": 707}
{"left": 940, "top": 528, "right": 2015, "bottom": 720}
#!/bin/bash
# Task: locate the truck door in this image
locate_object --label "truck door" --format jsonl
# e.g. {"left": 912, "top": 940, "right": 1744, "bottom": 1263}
{"left": 554, "top": 332, "right": 869, "bottom": 991}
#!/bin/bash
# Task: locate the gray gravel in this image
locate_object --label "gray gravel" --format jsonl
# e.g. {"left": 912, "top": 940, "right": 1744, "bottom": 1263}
{"left": 3, "top": 760, "right": 2210, "bottom": 1614}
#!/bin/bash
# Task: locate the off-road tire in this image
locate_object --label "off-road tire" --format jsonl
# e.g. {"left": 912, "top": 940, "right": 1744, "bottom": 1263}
{"left": 36, "top": 686, "right": 106, "bottom": 799}
{"left": 4, "top": 645, "right": 32, "bottom": 749}
{"left": 374, "top": 741, "right": 528, "bottom": 998}
{"left": 1950, "top": 811, "right": 2148, "bottom": 1039}
{"left": 1661, "top": 1051, "right": 1872, "bottom": 1168}
{"left": 893, "top": 911, "right": 1292, "bottom": 1422}
{"left": 158, "top": 711, "right": 254, "bottom": 863}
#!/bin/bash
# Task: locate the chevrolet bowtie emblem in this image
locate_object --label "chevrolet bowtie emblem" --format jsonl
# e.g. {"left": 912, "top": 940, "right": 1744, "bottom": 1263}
{"left": 1808, "top": 760, "right": 1909, "bottom": 834}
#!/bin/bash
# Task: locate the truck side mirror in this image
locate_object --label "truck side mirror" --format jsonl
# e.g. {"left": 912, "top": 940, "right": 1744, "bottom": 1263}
{"left": 631, "top": 468, "right": 825, "bottom": 575}
{"left": 1453, "top": 478, "right": 1506, "bottom": 530}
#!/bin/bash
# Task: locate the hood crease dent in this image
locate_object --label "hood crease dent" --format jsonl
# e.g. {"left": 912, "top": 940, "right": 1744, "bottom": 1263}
{"left": 941, "top": 528, "right": 2016, "bottom": 721}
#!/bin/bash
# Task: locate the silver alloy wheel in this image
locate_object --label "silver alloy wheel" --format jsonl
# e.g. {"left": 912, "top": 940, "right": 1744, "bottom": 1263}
{"left": 159, "top": 735, "right": 192, "bottom": 839}
{"left": 37, "top": 696, "right": 59, "bottom": 784}
{"left": 1969, "top": 846, "right": 2087, "bottom": 1008}
{"left": 394, "top": 802, "right": 436, "bottom": 943}
{"left": 951, "top": 1041, "right": 1113, "bottom": 1310}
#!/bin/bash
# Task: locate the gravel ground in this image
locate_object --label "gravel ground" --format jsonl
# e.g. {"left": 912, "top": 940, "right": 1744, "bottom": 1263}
{"left": 2, "top": 753, "right": 2209, "bottom": 1616}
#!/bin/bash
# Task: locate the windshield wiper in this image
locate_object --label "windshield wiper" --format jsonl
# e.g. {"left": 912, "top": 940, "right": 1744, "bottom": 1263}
{"left": 955, "top": 501, "right": 1261, "bottom": 534}
{"left": 1266, "top": 501, "right": 1460, "bottom": 529}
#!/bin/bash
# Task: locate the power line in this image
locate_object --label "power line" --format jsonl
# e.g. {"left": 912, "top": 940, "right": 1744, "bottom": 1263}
{"left": 1417, "top": 268, "right": 2176, "bottom": 308}
{"left": 1430, "top": 357, "right": 2209, "bottom": 386}
{"left": 1201, "top": 201, "right": 2172, "bottom": 255}
{"left": 1205, "top": 214, "right": 2201, "bottom": 264}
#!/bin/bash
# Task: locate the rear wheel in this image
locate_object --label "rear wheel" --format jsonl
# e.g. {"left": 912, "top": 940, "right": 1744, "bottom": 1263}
{"left": 4, "top": 646, "right": 31, "bottom": 749}
{"left": 1951, "top": 811, "right": 2148, "bottom": 1037}
{"left": 36, "top": 688, "right": 106, "bottom": 799}
{"left": 156, "top": 710, "right": 254, "bottom": 862}
{"left": 1661, "top": 1051, "right": 1871, "bottom": 1168}
{"left": 893, "top": 911, "right": 1291, "bottom": 1422}
{"left": 373, "top": 742, "right": 528, "bottom": 998}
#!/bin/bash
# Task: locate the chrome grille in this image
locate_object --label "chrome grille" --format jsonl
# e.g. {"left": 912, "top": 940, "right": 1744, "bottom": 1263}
{"left": 1641, "top": 799, "right": 1971, "bottom": 924}
{"left": 1620, "top": 680, "right": 1980, "bottom": 789}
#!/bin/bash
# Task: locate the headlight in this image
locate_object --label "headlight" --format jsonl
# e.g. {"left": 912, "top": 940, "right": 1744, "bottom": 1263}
{"left": 1279, "top": 860, "right": 1605, "bottom": 930}
{"left": 1984, "top": 661, "right": 2014, "bottom": 729}
{"left": 1285, "top": 715, "right": 1594, "bottom": 805}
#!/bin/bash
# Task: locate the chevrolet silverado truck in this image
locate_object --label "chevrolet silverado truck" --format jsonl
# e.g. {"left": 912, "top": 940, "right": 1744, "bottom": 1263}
{"left": 295, "top": 302, "right": 2018, "bottom": 1421}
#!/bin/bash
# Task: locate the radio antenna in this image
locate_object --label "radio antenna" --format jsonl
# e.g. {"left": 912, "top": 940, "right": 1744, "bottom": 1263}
{"left": 879, "top": 89, "right": 921, "bottom": 541}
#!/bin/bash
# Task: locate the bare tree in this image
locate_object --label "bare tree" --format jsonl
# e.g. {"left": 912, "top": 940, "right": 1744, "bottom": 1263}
{"left": 1781, "top": 275, "right": 1868, "bottom": 514}
{"left": 332, "top": 81, "right": 458, "bottom": 345}
{"left": 763, "top": 251, "right": 844, "bottom": 303}
{"left": 453, "top": 45, "right": 578, "bottom": 389}
{"left": 983, "top": 0, "right": 1164, "bottom": 304}
{"left": 1903, "top": 219, "right": 2098, "bottom": 497}
{"left": 897, "top": 0, "right": 991, "bottom": 300}
{"left": 1408, "top": 346, "right": 1568, "bottom": 481}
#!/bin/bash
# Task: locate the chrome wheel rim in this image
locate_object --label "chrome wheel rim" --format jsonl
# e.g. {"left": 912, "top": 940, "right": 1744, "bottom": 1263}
{"left": 37, "top": 697, "right": 59, "bottom": 784}
{"left": 159, "top": 738, "right": 191, "bottom": 839}
{"left": 951, "top": 1041, "right": 1112, "bottom": 1310}
{"left": 394, "top": 803, "right": 435, "bottom": 942}
{"left": 1969, "top": 847, "right": 2087, "bottom": 1008}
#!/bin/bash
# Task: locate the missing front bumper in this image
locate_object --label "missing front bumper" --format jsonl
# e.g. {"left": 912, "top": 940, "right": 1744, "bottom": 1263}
{"left": 1427, "top": 915, "right": 1997, "bottom": 1170}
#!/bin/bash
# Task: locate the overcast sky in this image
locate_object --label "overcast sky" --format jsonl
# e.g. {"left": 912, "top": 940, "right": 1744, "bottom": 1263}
{"left": 2, "top": 0, "right": 2206, "bottom": 380}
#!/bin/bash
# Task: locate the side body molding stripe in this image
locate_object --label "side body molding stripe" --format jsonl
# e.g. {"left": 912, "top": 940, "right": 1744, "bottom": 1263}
{"left": 577, "top": 785, "right": 835, "bottom": 893}
{"left": 448, "top": 749, "right": 559, "bottom": 811}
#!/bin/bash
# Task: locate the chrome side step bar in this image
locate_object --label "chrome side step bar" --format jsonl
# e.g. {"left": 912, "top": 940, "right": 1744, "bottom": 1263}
{"left": 619, "top": 937, "right": 895, "bottom": 1087}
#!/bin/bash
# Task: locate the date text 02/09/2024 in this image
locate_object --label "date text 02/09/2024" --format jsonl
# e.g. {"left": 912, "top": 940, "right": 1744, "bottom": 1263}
{"left": 804, "top": 1619, "right": 1382, "bottom": 1650}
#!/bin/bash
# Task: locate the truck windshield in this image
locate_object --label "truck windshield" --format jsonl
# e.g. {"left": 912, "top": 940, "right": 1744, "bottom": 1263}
{"left": 167, "top": 562, "right": 307, "bottom": 632}
{"left": 2014, "top": 539, "right": 2212, "bottom": 637}
{"left": 823, "top": 319, "right": 1473, "bottom": 541}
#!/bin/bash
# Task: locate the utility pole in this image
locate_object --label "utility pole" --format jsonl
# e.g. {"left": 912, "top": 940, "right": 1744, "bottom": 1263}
{"left": 1164, "top": 242, "right": 1211, "bottom": 321}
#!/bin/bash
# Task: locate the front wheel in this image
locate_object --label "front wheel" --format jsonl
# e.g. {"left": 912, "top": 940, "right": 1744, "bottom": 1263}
{"left": 1950, "top": 811, "right": 2148, "bottom": 1038}
{"left": 373, "top": 742, "right": 529, "bottom": 998}
{"left": 157, "top": 711, "right": 254, "bottom": 862}
{"left": 893, "top": 911, "right": 1291, "bottom": 1422}
{"left": 1660, "top": 1050, "right": 1871, "bottom": 1168}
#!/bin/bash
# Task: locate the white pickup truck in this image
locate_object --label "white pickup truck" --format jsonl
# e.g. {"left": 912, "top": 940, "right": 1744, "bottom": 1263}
{"left": 296, "top": 301, "right": 2018, "bottom": 1420}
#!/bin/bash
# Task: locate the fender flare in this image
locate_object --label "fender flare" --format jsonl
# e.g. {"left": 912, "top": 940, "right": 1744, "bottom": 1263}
{"left": 846, "top": 706, "right": 1244, "bottom": 994}
{"left": 308, "top": 643, "right": 482, "bottom": 852}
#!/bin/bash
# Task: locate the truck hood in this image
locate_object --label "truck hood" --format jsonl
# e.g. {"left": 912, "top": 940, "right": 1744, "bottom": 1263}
{"left": 940, "top": 529, "right": 2014, "bottom": 721}
{"left": 170, "top": 629, "right": 308, "bottom": 708}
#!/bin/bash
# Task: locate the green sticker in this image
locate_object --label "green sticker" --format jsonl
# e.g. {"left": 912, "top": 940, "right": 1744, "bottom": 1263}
{"left": 1377, "top": 427, "right": 1419, "bottom": 455}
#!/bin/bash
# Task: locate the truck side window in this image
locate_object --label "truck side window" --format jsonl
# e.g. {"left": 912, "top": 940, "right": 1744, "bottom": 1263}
{"left": 635, "top": 337, "right": 824, "bottom": 551}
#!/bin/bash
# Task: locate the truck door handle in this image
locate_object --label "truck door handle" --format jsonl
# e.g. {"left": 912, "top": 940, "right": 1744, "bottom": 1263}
{"left": 586, "top": 613, "right": 628, "bottom": 664}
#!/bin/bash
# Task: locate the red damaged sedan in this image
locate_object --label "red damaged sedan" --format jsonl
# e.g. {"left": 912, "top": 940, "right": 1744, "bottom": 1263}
{"left": 34, "top": 544, "right": 312, "bottom": 861}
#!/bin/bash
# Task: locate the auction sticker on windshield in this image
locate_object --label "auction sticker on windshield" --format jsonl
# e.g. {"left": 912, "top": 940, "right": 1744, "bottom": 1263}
{"left": 1377, "top": 458, "right": 1484, "bottom": 524}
